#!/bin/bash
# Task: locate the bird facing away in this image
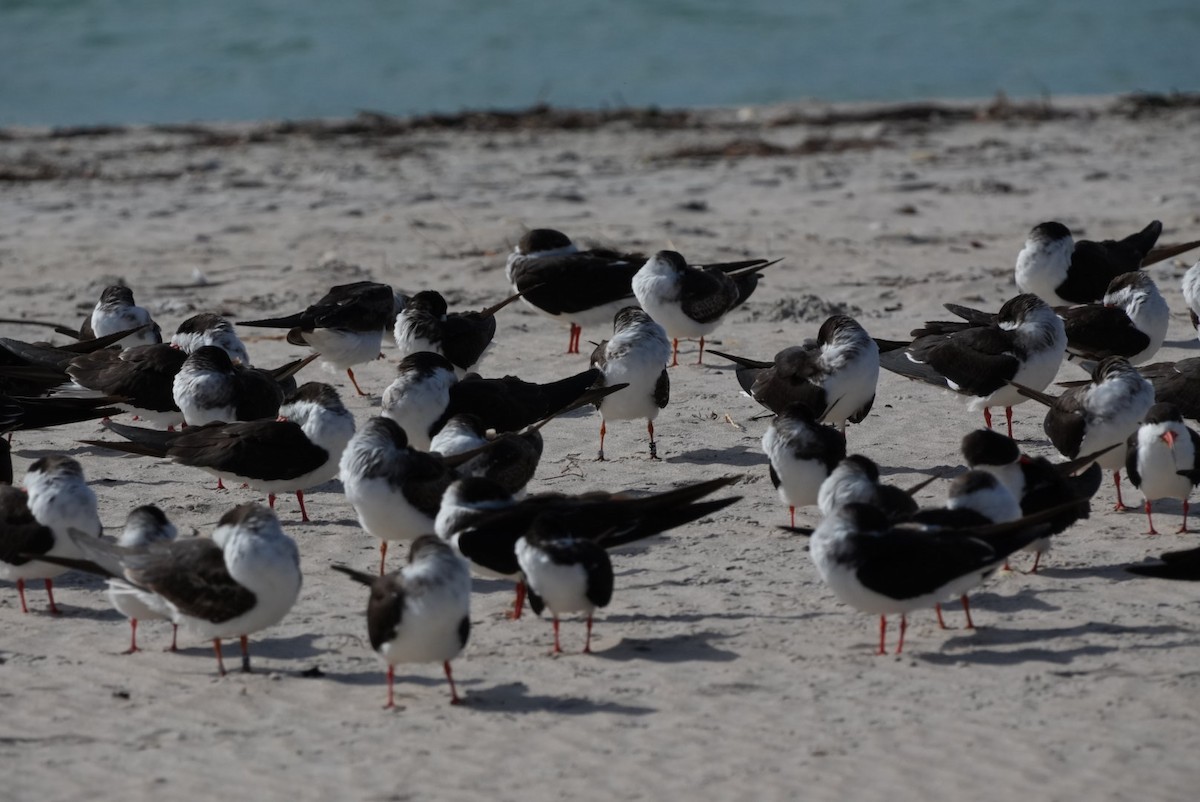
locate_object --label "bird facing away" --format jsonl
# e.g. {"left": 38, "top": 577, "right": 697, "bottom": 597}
{"left": 709, "top": 313, "right": 880, "bottom": 433}
{"left": 589, "top": 307, "right": 671, "bottom": 461}
{"left": 333, "top": 536, "right": 471, "bottom": 707}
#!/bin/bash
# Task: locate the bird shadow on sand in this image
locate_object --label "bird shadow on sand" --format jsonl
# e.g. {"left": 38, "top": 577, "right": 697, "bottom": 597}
{"left": 917, "top": 621, "right": 1190, "bottom": 665}
{"left": 464, "top": 681, "right": 655, "bottom": 716}
{"left": 1162, "top": 338, "right": 1200, "bottom": 350}
{"left": 1033, "top": 563, "right": 1144, "bottom": 582}
{"left": 876, "top": 463, "right": 962, "bottom": 480}
{"left": 589, "top": 630, "right": 739, "bottom": 663}
{"left": 668, "top": 445, "right": 763, "bottom": 467}
{"left": 57, "top": 605, "right": 125, "bottom": 622}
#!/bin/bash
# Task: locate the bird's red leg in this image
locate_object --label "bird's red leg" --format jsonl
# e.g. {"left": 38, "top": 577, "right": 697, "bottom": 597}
{"left": 983, "top": 407, "right": 993, "bottom": 430}
{"left": 295, "top": 490, "right": 309, "bottom": 523}
{"left": 935, "top": 603, "right": 948, "bottom": 630}
{"left": 895, "top": 614, "right": 908, "bottom": 655}
{"left": 670, "top": 339, "right": 679, "bottom": 368}
{"left": 168, "top": 623, "right": 178, "bottom": 652}
{"left": 213, "top": 639, "right": 227, "bottom": 676}
{"left": 551, "top": 616, "right": 563, "bottom": 655}
{"left": 1005, "top": 407, "right": 1014, "bottom": 439}
{"left": 1113, "top": 471, "right": 1130, "bottom": 511}
{"left": 1144, "top": 500, "right": 1159, "bottom": 535}
{"left": 379, "top": 541, "right": 388, "bottom": 576}
{"left": 1178, "top": 500, "right": 1190, "bottom": 534}
{"left": 647, "top": 420, "right": 659, "bottom": 460}
{"left": 240, "top": 634, "right": 251, "bottom": 672}
{"left": 1029, "top": 551, "right": 1043, "bottom": 574}
{"left": 696, "top": 336, "right": 706, "bottom": 365}
{"left": 44, "top": 579, "right": 59, "bottom": 615}
{"left": 597, "top": 420, "right": 606, "bottom": 461}
{"left": 124, "top": 619, "right": 140, "bottom": 654}
{"left": 347, "top": 368, "right": 368, "bottom": 397}
{"left": 961, "top": 595, "right": 975, "bottom": 629}
{"left": 583, "top": 614, "right": 594, "bottom": 654}
{"left": 789, "top": 506, "right": 795, "bottom": 528}
{"left": 268, "top": 493, "right": 276, "bottom": 509}
{"left": 444, "top": 660, "right": 461, "bottom": 705}
{"left": 216, "top": 478, "right": 226, "bottom": 491}
{"left": 877, "top": 615, "right": 887, "bottom": 655}
{"left": 167, "top": 425, "right": 175, "bottom": 432}
{"left": 385, "top": 664, "right": 395, "bottom": 709}
{"left": 507, "top": 580, "right": 525, "bottom": 620}
{"left": 16, "top": 578, "right": 28, "bottom": 614}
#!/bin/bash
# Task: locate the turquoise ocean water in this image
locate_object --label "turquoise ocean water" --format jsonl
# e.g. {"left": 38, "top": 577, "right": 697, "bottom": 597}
{"left": 2, "top": 0, "right": 1198, "bottom": 126}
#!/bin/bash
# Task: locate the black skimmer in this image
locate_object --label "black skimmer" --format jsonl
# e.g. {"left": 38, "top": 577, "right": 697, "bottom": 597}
{"left": 505, "top": 228, "right": 644, "bottom": 355}
{"left": 106, "top": 505, "right": 180, "bottom": 653}
{"left": 427, "top": 412, "right": 546, "bottom": 495}
{"left": 0, "top": 455, "right": 102, "bottom": 614}
{"left": 81, "top": 285, "right": 162, "bottom": 348}
{"left": 239, "top": 280, "right": 394, "bottom": 396}
{"left": 632, "top": 250, "right": 778, "bottom": 366}
{"left": 42, "top": 503, "right": 302, "bottom": 676}
{"left": 438, "top": 475, "right": 740, "bottom": 622}
{"left": 339, "top": 416, "right": 458, "bottom": 574}
{"left": 1183, "top": 261, "right": 1200, "bottom": 337}
{"left": 172, "top": 345, "right": 316, "bottom": 426}
{"left": 1125, "top": 403, "right": 1200, "bottom": 534}
{"left": 909, "top": 470, "right": 1022, "bottom": 629}
{"left": 804, "top": 502, "right": 1058, "bottom": 654}
{"left": 393, "top": 289, "right": 523, "bottom": 375}
{"left": 960, "top": 428, "right": 1105, "bottom": 572}
{"left": 1127, "top": 544, "right": 1200, "bottom": 580}
{"left": 709, "top": 314, "right": 880, "bottom": 432}
{"left": 1139, "top": 358, "right": 1200, "bottom": 421}
{"left": 1012, "top": 356, "right": 1154, "bottom": 511}
{"left": 1014, "top": 220, "right": 1162, "bottom": 305}
{"left": 85, "top": 382, "right": 355, "bottom": 521}
{"left": 878, "top": 293, "right": 1067, "bottom": 437}
{"left": 816, "top": 455, "right": 924, "bottom": 520}
{"left": 381, "top": 351, "right": 601, "bottom": 450}
{"left": 762, "top": 403, "right": 847, "bottom": 526}
{"left": 516, "top": 522, "right": 612, "bottom": 654}
{"left": 589, "top": 307, "right": 671, "bottom": 460}
{"left": 0, "top": 438, "right": 10, "bottom": 485}
{"left": 169, "top": 312, "right": 252, "bottom": 365}
{"left": 1059, "top": 272, "right": 1169, "bottom": 366}
{"left": 332, "top": 536, "right": 471, "bottom": 707}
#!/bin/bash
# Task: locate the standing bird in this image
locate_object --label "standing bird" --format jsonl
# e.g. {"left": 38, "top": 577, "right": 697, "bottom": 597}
{"left": 1059, "top": 272, "right": 1169, "bottom": 366}
{"left": 516, "top": 520, "right": 612, "bottom": 654}
{"left": 40, "top": 504, "right": 301, "bottom": 676}
{"left": 709, "top": 314, "right": 880, "bottom": 432}
{"left": 438, "top": 475, "right": 740, "bottom": 621}
{"left": 332, "top": 536, "right": 471, "bottom": 707}
{"left": 878, "top": 294, "right": 1067, "bottom": 437}
{"left": 82, "top": 285, "right": 162, "bottom": 348}
{"left": 106, "top": 506, "right": 180, "bottom": 653}
{"left": 589, "top": 307, "right": 671, "bottom": 460}
{"left": 85, "top": 383, "right": 355, "bottom": 522}
{"left": 1125, "top": 403, "right": 1200, "bottom": 534}
{"left": 762, "top": 403, "right": 847, "bottom": 526}
{"left": 1012, "top": 356, "right": 1154, "bottom": 511}
{"left": 0, "top": 455, "right": 102, "bottom": 614}
{"left": 632, "top": 250, "right": 778, "bottom": 366}
{"left": 239, "top": 281, "right": 394, "bottom": 396}
{"left": 1014, "top": 220, "right": 1162, "bottom": 305}
{"left": 804, "top": 503, "right": 1056, "bottom": 654}
{"left": 1183, "top": 260, "right": 1200, "bottom": 338}
{"left": 393, "top": 289, "right": 523, "bottom": 375}
{"left": 506, "top": 228, "right": 644, "bottom": 355}
{"left": 339, "top": 416, "right": 457, "bottom": 574}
